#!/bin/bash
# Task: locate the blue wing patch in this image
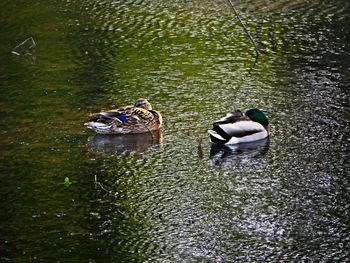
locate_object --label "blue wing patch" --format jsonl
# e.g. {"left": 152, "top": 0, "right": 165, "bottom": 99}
{"left": 116, "top": 115, "right": 128, "bottom": 122}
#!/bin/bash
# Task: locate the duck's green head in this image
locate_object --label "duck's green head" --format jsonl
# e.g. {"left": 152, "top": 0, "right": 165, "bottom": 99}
{"left": 245, "top": 108, "right": 269, "bottom": 126}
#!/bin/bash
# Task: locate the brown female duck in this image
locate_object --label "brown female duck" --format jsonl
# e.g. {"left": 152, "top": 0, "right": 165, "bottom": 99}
{"left": 85, "top": 99, "right": 162, "bottom": 134}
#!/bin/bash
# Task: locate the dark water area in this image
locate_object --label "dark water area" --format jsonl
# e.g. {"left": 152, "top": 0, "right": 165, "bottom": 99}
{"left": 1, "top": 0, "right": 349, "bottom": 262}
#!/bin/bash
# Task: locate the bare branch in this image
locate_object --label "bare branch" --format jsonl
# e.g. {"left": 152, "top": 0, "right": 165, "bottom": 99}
{"left": 227, "top": 0, "right": 259, "bottom": 59}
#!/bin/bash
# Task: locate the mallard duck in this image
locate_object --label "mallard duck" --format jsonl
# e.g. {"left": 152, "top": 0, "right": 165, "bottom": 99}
{"left": 85, "top": 99, "right": 162, "bottom": 134}
{"left": 208, "top": 108, "right": 269, "bottom": 145}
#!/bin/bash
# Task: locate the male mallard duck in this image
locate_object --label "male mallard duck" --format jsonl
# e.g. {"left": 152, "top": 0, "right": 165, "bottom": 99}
{"left": 208, "top": 108, "right": 269, "bottom": 145}
{"left": 85, "top": 98, "right": 162, "bottom": 134}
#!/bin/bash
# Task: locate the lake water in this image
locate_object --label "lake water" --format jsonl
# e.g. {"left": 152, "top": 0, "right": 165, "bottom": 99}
{"left": 1, "top": 0, "right": 349, "bottom": 261}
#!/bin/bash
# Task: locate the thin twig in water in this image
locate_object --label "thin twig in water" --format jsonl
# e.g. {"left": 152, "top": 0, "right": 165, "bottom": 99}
{"left": 227, "top": 0, "right": 259, "bottom": 58}
{"left": 197, "top": 136, "right": 203, "bottom": 159}
{"left": 11, "top": 36, "right": 36, "bottom": 56}
{"left": 94, "top": 174, "right": 116, "bottom": 195}
{"left": 94, "top": 174, "right": 129, "bottom": 219}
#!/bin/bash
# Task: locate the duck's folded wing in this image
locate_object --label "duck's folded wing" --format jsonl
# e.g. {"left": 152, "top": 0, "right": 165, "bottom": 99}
{"left": 125, "top": 107, "right": 156, "bottom": 122}
{"left": 215, "top": 120, "right": 265, "bottom": 137}
{"left": 88, "top": 105, "right": 140, "bottom": 120}
{"left": 88, "top": 109, "right": 125, "bottom": 120}
{"left": 88, "top": 106, "right": 157, "bottom": 127}
{"left": 213, "top": 110, "right": 245, "bottom": 125}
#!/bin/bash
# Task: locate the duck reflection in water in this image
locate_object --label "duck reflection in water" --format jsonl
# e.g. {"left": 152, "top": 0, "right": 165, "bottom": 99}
{"left": 210, "top": 138, "right": 269, "bottom": 166}
{"left": 87, "top": 130, "right": 163, "bottom": 154}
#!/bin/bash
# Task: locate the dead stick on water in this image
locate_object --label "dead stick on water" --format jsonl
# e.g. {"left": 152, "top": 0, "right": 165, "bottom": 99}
{"left": 11, "top": 36, "right": 36, "bottom": 55}
{"left": 227, "top": 0, "right": 259, "bottom": 58}
{"left": 94, "top": 174, "right": 128, "bottom": 218}
{"left": 94, "top": 174, "right": 115, "bottom": 195}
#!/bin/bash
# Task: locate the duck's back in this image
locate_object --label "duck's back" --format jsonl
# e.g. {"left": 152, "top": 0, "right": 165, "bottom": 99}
{"left": 86, "top": 106, "right": 162, "bottom": 134}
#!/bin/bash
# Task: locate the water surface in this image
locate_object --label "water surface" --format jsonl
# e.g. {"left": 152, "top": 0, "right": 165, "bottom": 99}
{"left": 0, "top": 0, "right": 349, "bottom": 261}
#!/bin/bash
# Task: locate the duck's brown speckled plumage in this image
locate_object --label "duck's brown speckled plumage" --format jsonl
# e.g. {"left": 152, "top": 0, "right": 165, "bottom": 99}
{"left": 85, "top": 99, "right": 162, "bottom": 134}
